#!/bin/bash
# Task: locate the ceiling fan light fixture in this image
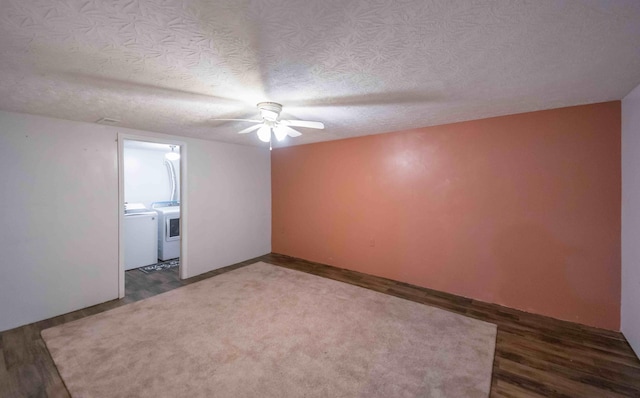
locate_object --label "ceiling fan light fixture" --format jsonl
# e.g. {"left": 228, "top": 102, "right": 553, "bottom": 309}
{"left": 273, "top": 125, "right": 288, "bottom": 141}
{"left": 257, "top": 125, "right": 271, "bottom": 142}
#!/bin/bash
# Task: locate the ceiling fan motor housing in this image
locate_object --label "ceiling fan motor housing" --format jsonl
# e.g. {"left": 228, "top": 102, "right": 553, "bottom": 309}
{"left": 257, "top": 102, "right": 282, "bottom": 122}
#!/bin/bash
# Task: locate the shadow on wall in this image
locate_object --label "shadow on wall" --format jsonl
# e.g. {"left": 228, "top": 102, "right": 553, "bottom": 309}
{"left": 492, "top": 223, "right": 610, "bottom": 325}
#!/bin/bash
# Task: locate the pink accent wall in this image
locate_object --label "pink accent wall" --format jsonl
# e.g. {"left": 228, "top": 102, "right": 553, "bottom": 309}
{"left": 272, "top": 102, "right": 621, "bottom": 330}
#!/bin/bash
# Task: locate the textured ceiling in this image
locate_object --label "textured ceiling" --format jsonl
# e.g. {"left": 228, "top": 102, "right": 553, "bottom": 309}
{"left": 1, "top": 0, "right": 639, "bottom": 148}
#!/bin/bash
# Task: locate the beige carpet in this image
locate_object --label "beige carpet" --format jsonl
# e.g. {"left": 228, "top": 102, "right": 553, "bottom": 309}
{"left": 42, "top": 262, "right": 497, "bottom": 397}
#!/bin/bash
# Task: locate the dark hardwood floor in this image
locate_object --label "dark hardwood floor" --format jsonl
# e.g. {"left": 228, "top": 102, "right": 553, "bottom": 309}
{"left": 1, "top": 253, "right": 639, "bottom": 397}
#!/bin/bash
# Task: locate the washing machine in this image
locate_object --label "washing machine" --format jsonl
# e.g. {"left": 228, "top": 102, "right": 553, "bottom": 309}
{"left": 124, "top": 204, "right": 158, "bottom": 270}
{"left": 152, "top": 202, "right": 180, "bottom": 261}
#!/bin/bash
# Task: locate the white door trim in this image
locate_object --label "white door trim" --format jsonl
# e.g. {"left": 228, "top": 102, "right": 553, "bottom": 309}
{"left": 117, "top": 133, "right": 188, "bottom": 298}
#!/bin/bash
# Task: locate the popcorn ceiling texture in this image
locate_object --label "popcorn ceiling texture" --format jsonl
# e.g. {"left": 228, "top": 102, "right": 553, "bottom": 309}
{"left": 1, "top": 0, "right": 639, "bottom": 147}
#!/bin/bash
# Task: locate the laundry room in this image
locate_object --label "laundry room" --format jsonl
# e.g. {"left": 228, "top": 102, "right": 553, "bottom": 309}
{"left": 123, "top": 140, "right": 181, "bottom": 274}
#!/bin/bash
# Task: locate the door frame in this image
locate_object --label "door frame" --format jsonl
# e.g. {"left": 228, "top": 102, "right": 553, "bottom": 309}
{"left": 117, "top": 133, "right": 188, "bottom": 298}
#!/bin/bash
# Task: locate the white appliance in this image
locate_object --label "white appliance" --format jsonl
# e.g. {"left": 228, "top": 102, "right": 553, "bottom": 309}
{"left": 153, "top": 204, "right": 180, "bottom": 261}
{"left": 124, "top": 204, "right": 158, "bottom": 270}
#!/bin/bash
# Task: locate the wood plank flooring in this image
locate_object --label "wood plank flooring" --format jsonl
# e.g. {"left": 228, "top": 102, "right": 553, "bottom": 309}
{"left": 1, "top": 253, "right": 639, "bottom": 397}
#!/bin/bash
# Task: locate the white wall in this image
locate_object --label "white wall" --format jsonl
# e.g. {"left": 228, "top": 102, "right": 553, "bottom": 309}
{"left": 124, "top": 145, "right": 180, "bottom": 209}
{"left": 622, "top": 83, "right": 640, "bottom": 356}
{"left": 0, "top": 111, "right": 119, "bottom": 331}
{"left": 186, "top": 139, "right": 271, "bottom": 277}
{"left": 0, "top": 110, "right": 271, "bottom": 332}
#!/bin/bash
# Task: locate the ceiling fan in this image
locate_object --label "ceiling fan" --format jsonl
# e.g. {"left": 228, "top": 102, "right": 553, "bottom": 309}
{"left": 215, "top": 102, "right": 324, "bottom": 144}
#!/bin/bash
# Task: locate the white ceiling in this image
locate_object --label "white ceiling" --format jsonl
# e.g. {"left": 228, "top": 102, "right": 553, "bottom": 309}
{"left": 1, "top": 1, "right": 639, "bottom": 148}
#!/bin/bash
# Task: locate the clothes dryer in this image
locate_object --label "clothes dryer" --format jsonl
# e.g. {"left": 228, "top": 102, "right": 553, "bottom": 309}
{"left": 153, "top": 205, "right": 180, "bottom": 261}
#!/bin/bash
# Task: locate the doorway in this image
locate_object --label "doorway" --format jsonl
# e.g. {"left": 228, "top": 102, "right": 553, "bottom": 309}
{"left": 117, "top": 135, "right": 188, "bottom": 298}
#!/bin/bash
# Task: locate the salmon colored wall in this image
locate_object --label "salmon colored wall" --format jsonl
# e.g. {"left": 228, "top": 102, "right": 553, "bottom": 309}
{"left": 272, "top": 102, "right": 621, "bottom": 330}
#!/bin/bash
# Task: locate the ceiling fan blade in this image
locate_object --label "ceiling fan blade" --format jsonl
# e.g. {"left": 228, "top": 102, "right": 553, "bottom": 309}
{"left": 280, "top": 125, "right": 302, "bottom": 137}
{"left": 237, "top": 124, "right": 262, "bottom": 134}
{"left": 214, "top": 119, "right": 261, "bottom": 123}
{"left": 280, "top": 119, "right": 324, "bottom": 129}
